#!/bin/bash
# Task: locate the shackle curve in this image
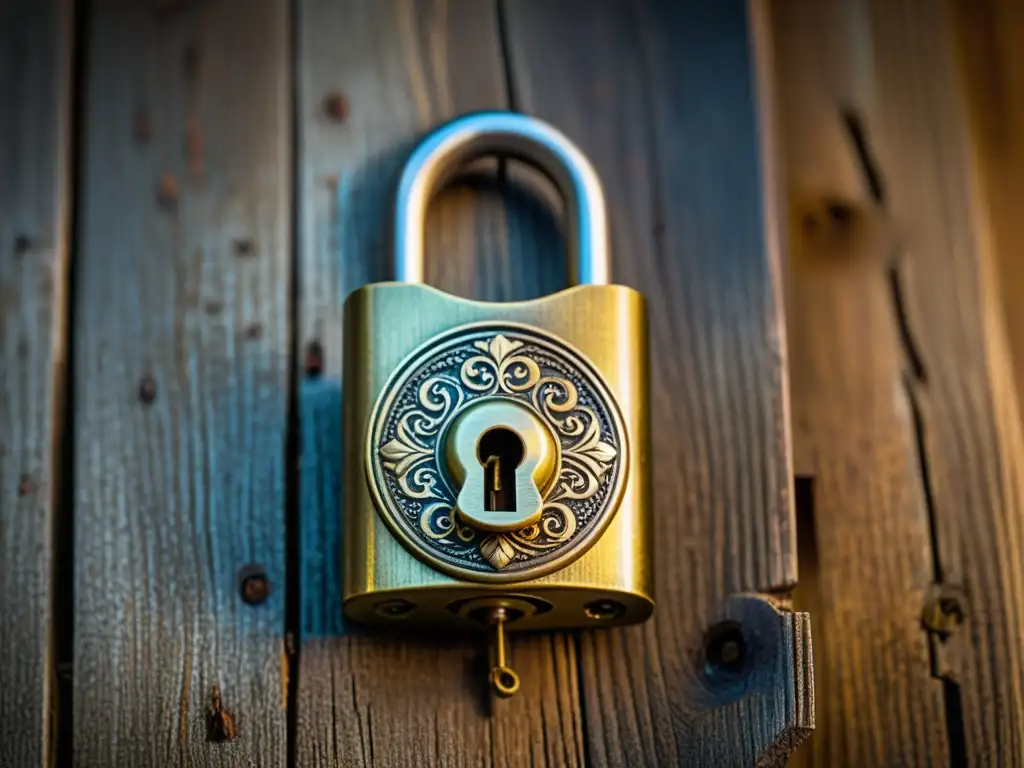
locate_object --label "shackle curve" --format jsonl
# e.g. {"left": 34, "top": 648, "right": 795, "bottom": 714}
{"left": 393, "top": 111, "right": 610, "bottom": 286}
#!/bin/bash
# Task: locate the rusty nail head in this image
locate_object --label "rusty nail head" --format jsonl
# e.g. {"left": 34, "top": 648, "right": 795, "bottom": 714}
{"left": 233, "top": 238, "right": 255, "bottom": 257}
{"left": 324, "top": 92, "right": 348, "bottom": 121}
{"left": 239, "top": 565, "right": 270, "bottom": 605}
{"left": 305, "top": 340, "right": 324, "bottom": 377}
{"left": 157, "top": 173, "right": 179, "bottom": 206}
{"left": 18, "top": 474, "right": 37, "bottom": 496}
{"left": 139, "top": 376, "right": 158, "bottom": 404}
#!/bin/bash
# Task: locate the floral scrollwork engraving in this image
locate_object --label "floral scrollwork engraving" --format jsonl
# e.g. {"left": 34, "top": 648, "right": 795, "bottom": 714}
{"left": 368, "top": 327, "right": 626, "bottom": 579}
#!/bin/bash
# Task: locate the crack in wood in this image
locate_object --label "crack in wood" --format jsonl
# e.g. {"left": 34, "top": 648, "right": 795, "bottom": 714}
{"left": 843, "top": 105, "right": 969, "bottom": 767}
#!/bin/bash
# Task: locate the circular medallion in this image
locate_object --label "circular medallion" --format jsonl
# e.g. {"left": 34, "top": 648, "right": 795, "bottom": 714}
{"left": 366, "top": 322, "right": 628, "bottom": 583}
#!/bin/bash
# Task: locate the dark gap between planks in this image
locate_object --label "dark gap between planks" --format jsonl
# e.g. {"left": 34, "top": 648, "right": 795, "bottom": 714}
{"left": 54, "top": 0, "right": 92, "bottom": 762}
{"left": 285, "top": 0, "right": 302, "bottom": 765}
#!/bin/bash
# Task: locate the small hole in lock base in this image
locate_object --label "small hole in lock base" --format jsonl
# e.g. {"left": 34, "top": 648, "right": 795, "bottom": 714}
{"left": 375, "top": 599, "right": 416, "bottom": 619}
{"left": 477, "top": 427, "right": 525, "bottom": 512}
{"left": 584, "top": 599, "right": 626, "bottom": 621}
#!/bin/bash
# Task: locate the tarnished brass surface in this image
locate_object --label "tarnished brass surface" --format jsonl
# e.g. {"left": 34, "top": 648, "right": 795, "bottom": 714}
{"left": 343, "top": 282, "right": 652, "bottom": 629}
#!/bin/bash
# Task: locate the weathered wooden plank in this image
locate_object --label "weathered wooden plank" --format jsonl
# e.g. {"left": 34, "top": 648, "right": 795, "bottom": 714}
{"left": 955, "top": 0, "right": 1024, "bottom": 425}
{"left": 772, "top": 5, "right": 949, "bottom": 765}
{"left": 502, "top": 1, "right": 812, "bottom": 765}
{"left": 295, "top": 2, "right": 578, "bottom": 765}
{"left": 773, "top": 0, "right": 1024, "bottom": 763}
{"left": 0, "top": 0, "right": 72, "bottom": 765}
{"left": 73, "top": 1, "right": 290, "bottom": 764}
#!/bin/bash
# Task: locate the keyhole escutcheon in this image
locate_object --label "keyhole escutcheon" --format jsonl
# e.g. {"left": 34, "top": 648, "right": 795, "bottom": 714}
{"left": 444, "top": 399, "right": 558, "bottom": 534}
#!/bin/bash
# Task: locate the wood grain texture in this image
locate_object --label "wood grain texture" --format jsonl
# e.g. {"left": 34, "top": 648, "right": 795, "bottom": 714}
{"left": 773, "top": 6, "right": 949, "bottom": 764}
{"left": 502, "top": 1, "right": 811, "bottom": 765}
{"left": 0, "top": 0, "right": 72, "bottom": 765}
{"left": 295, "top": 2, "right": 578, "bottom": 765}
{"left": 73, "top": 1, "right": 290, "bottom": 764}
{"left": 773, "top": 0, "right": 1024, "bottom": 763}
{"left": 955, "top": 0, "right": 1024, "bottom": 429}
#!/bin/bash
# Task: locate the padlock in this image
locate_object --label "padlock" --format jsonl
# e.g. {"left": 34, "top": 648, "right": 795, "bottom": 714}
{"left": 342, "top": 111, "right": 653, "bottom": 698}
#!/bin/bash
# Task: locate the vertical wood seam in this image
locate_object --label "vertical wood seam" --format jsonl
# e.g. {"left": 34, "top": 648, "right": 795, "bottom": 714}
{"left": 284, "top": 0, "right": 301, "bottom": 766}
{"left": 54, "top": 0, "right": 83, "bottom": 763}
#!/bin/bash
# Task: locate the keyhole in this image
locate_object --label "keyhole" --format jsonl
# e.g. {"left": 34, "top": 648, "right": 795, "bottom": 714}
{"left": 477, "top": 427, "right": 525, "bottom": 512}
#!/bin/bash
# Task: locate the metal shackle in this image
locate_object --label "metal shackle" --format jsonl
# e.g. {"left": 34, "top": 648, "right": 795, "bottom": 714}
{"left": 393, "top": 111, "right": 610, "bottom": 286}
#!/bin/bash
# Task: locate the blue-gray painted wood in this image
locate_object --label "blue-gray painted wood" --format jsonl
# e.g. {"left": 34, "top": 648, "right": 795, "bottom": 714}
{"left": 73, "top": 1, "right": 290, "bottom": 764}
{"left": 0, "top": 1, "right": 72, "bottom": 765}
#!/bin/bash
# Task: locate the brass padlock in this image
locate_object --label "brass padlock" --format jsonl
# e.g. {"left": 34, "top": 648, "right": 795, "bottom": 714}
{"left": 342, "top": 112, "right": 653, "bottom": 698}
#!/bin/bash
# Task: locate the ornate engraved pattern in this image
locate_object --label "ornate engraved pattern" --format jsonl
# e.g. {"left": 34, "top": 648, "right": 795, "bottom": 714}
{"left": 368, "top": 324, "right": 627, "bottom": 580}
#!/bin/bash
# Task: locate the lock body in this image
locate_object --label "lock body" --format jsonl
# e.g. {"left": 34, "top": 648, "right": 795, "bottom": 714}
{"left": 342, "top": 281, "right": 652, "bottom": 631}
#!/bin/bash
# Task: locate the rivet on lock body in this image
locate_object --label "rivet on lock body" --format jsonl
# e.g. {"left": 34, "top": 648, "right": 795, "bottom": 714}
{"left": 342, "top": 111, "right": 653, "bottom": 699}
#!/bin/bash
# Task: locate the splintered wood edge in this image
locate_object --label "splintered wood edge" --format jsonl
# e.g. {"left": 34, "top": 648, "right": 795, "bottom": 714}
{"left": 755, "top": 611, "right": 815, "bottom": 767}
{"left": 734, "top": 595, "right": 815, "bottom": 766}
